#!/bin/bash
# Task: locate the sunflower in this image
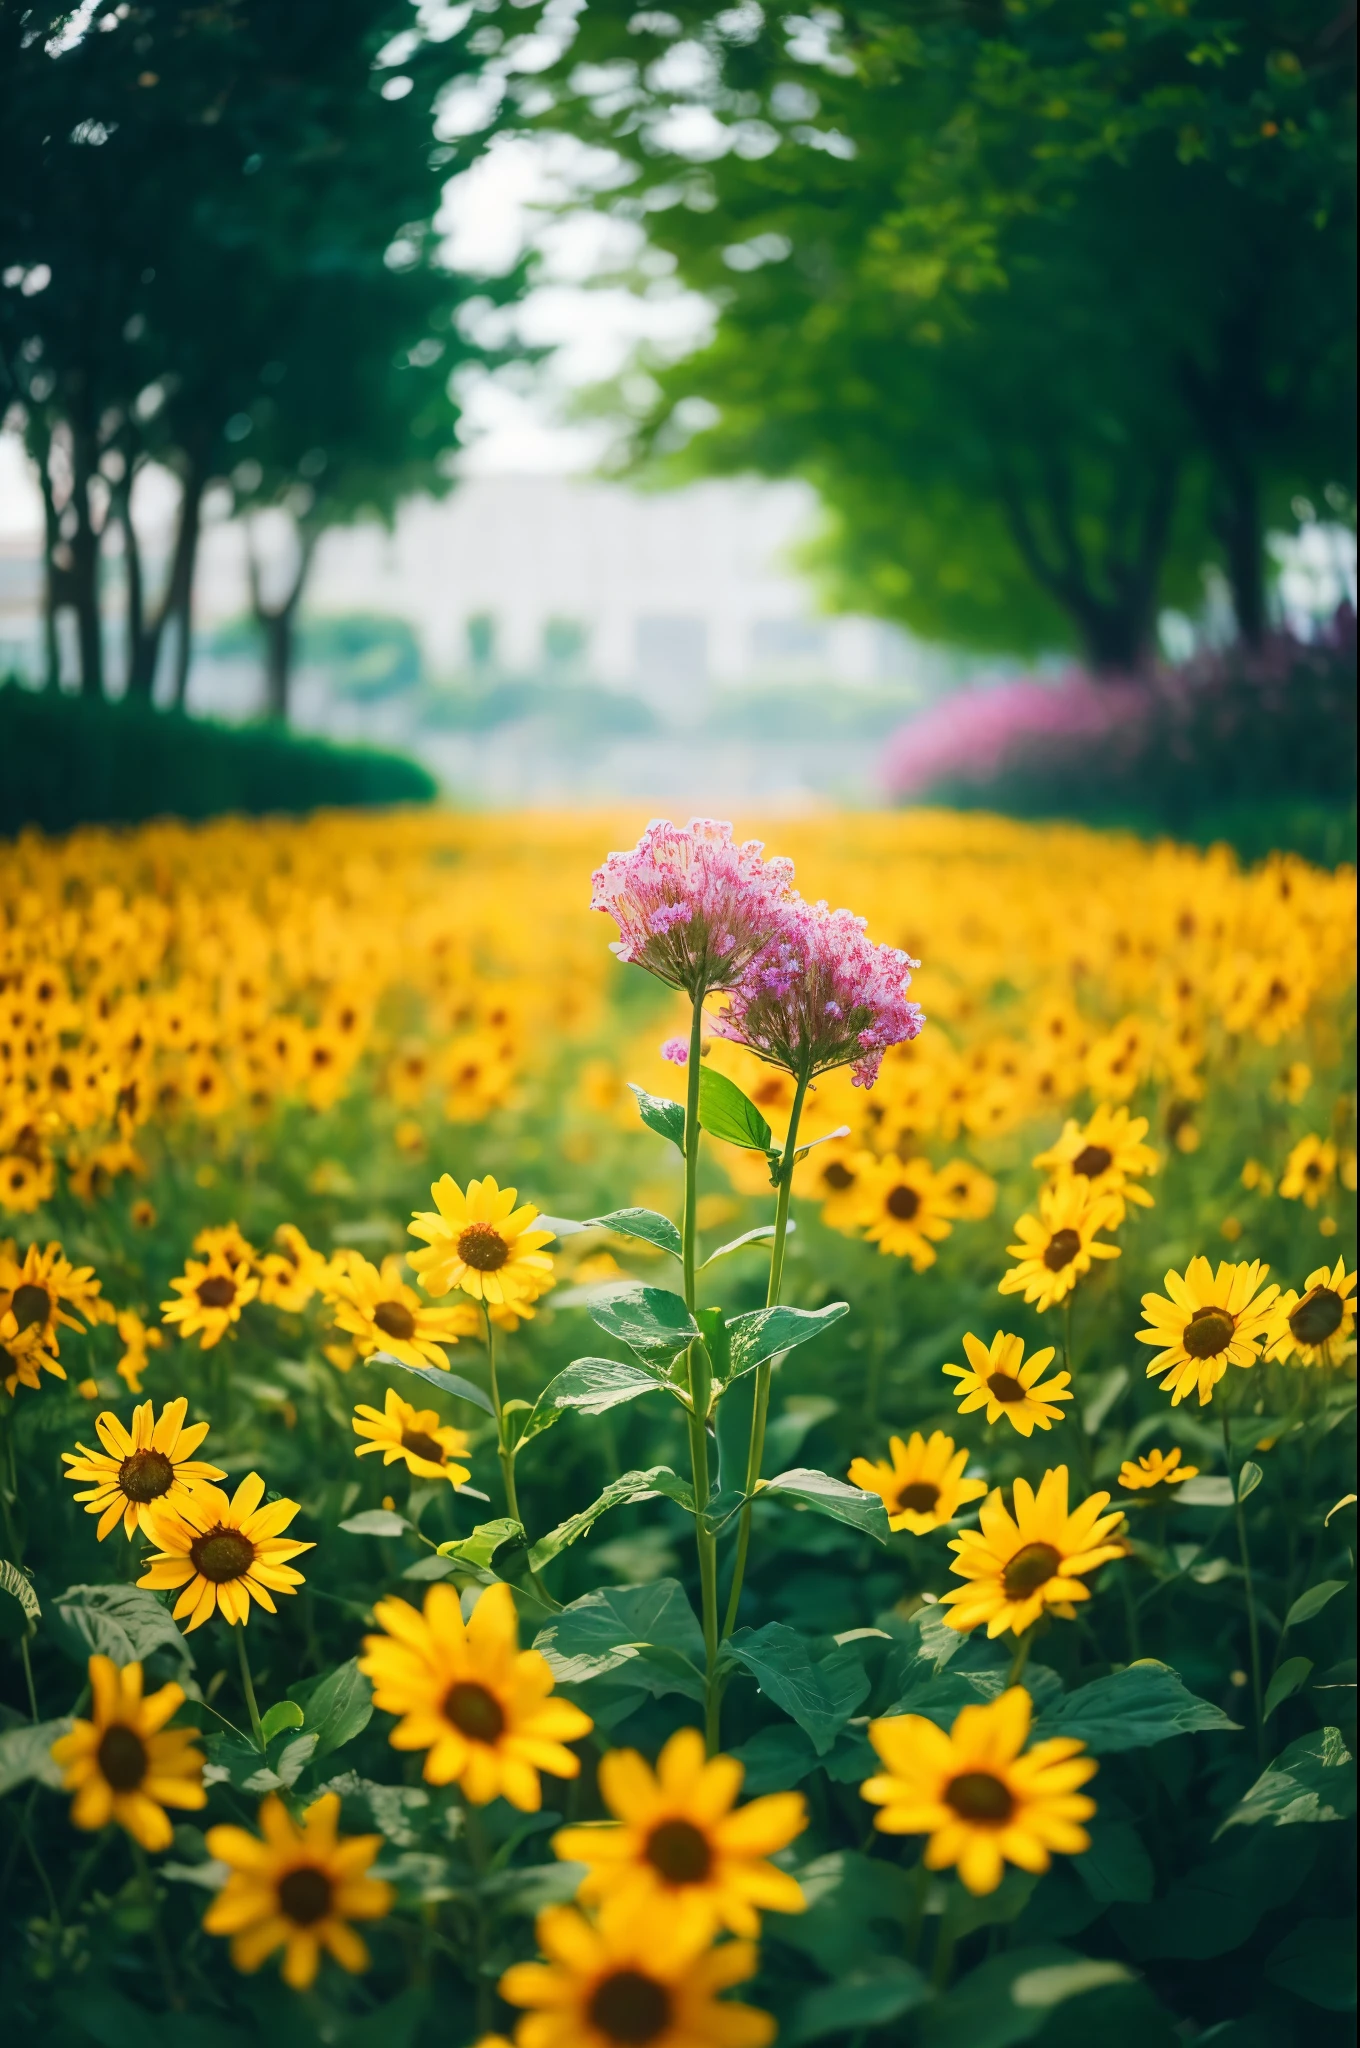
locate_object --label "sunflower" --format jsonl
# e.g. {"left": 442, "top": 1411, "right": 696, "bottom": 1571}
{"left": 193, "top": 1221, "right": 258, "bottom": 1265}
{"left": 160, "top": 1250, "right": 259, "bottom": 1349}
{"left": 62, "top": 1395, "right": 225, "bottom": 1540}
{"left": 138, "top": 1472, "right": 313, "bottom": 1630}
{"left": 498, "top": 1904, "right": 774, "bottom": 2048}
{"left": 0, "top": 1238, "right": 103, "bottom": 1350}
{"left": 256, "top": 1223, "right": 329, "bottom": 1312}
{"left": 1, "top": 1328, "right": 64, "bottom": 1397}
{"left": 552, "top": 1726, "right": 806, "bottom": 1943}
{"left": 1278, "top": 1135, "right": 1337, "bottom": 1208}
{"left": 358, "top": 1581, "right": 591, "bottom": 1809}
{"left": 1136, "top": 1256, "right": 1279, "bottom": 1406}
{"left": 1118, "top": 1446, "right": 1199, "bottom": 1491}
{"left": 860, "top": 1685, "right": 1097, "bottom": 1896}
{"left": 854, "top": 1156, "right": 953, "bottom": 1271}
{"left": 997, "top": 1180, "right": 1120, "bottom": 1313}
{"left": 847, "top": 1430, "right": 987, "bottom": 1534}
{"left": 326, "top": 1250, "right": 479, "bottom": 1369}
{"left": 942, "top": 1331, "right": 1073, "bottom": 1437}
{"left": 114, "top": 1307, "right": 163, "bottom": 1394}
{"left": 203, "top": 1792, "right": 393, "bottom": 1991}
{"left": 1263, "top": 1259, "right": 1357, "bottom": 1366}
{"left": 934, "top": 1158, "right": 998, "bottom": 1221}
{"left": 407, "top": 1175, "right": 555, "bottom": 1306}
{"left": 941, "top": 1466, "right": 1125, "bottom": 1638}
{"left": 50, "top": 1653, "right": 206, "bottom": 1851}
{"left": 799, "top": 1141, "right": 877, "bottom": 1231}
{"left": 0, "top": 1152, "right": 54, "bottom": 1213}
{"left": 352, "top": 1387, "right": 472, "bottom": 1487}
{"left": 1032, "top": 1104, "right": 1158, "bottom": 1224}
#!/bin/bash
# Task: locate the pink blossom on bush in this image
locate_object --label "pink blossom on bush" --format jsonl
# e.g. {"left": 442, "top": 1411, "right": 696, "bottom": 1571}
{"left": 591, "top": 817, "right": 795, "bottom": 998}
{"left": 882, "top": 671, "right": 1146, "bottom": 802}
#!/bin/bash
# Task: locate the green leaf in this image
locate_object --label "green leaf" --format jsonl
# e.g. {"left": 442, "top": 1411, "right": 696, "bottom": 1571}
{"left": 50, "top": 1583, "right": 191, "bottom": 1672}
{"left": 761, "top": 1467, "right": 892, "bottom": 1542}
{"left": 729, "top": 1720, "right": 820, "bottom": 1794}
{"left": 1033, "top": 1662, "right": 1238, "bottom": 1752}
{"left": 339, "top": 1509, "right": 408, "bottom": 1538}
{"left": 1285, "top": 1578, "right": 1349, "bottom": 1629}
{"left": 723, "top": 1301, "right": 849, "bottom": 1383}
{"left": 700, "top": 1221, "right": 791, "bottom": 1270}
{"left": 787, "top": 1959, "right": 930, "bottom": 2043}
{"left": 767, "top": 1850, "right": 912, "bottom": 1974}
{"left": 1264, "top": 1917, "right": 1357, "bottom": 2011}
{"left": 379, "top": 1358, "right": 496, "bottom": 1416}
{"left": 1174, "top": 1476, "right": 1236, "bottom": 1506}
{"left": 437, "top": 1519, "right": 526, "bottom": 1570}
{"left": 0, "top": 1718, "right": 71, "bottom": 1796}
{"left": 1074, "top": 1818, "right": 1155, "bottom": 1904}
{"left": 629, "top": 1083, "right": 685, "bottom": 1152}
{"left": 723, "top": 1623, "right": 869, "bottom": 1754}
{"left": 1216, "top": 1726, "right": 1356, "bottom": 1833}
{"left": 536, "top": 1578, "right": 705, "bottom": 1688}
{"left": 517, "top": 1357, "right": 672, "bottom": 1448}
{"left": 587, "top": 1284, "right": 698, "bottom": 1362}
{"left": 918, "top": 1945, "right": 1139, "bottom": 2048}
{"left": 259, "top": 1701, "right": 305, "bottom": 1744}
{"left": 530, "top": 1469, "right": 694, "bottom": 1571}
{"left": 1115, "top": 1827, "right": 1319, "bottom": 1960}
{"left": 304, "top": 1658, "right": 374, "bottom": 1757}
{"left": 697, "top": 1065, "right": 774, "bottom": 1151}
{"left": 1236, "top": 1460, "right": 1264, "bottom": 1501}
{"left": 1264, "top": 1656, "right": 1314, "bottom": 1718}
{"left": 0, "top": 1558, "right": 39, "bottom": 1624}
{"left": 584, "top": 1207, "right": 682, "bottom": 1258}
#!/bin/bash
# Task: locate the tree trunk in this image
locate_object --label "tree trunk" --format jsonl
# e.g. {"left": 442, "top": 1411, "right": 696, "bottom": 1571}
{"left": 34, "top": 437, "right": 68, "bottom": 692}
{"left": 246, "top": 516, "right": 318, "bottom": 723}
{"left": 1212, "top": 457, "right": 1267, "bottom": 648}
{"left": 68, "top": 407, "right": 105, "bottom": 700}
{"left": 132, "top": 460, "right": 205, "bottom": 703}
{"left": 1179, "top": 305, "right": 1269, "bottom": 648}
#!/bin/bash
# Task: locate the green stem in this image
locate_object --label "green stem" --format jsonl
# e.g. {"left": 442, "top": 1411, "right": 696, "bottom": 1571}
{"left": 483, "top": 1310, "right": 552, "bottom": 1605}
{"left": 903, "top": 1855, "right": 931, "bottom": 1963}
{"left": 1223, "top": 1411, "right": 1264, "bottom": 1759}
{"left": 1007, "top": 1627, "right": 1034, "bottom": 1686}
{"left": 680, "top": 995, "right": 721, "bottom": 1750}
{"left": 19, "top": 1631, "right": 38, "bottom": 1723}
{"left": 236, "top": 1629, "right": 264, "bottom": 1751}
{"left": 931, "top": 1906, "right": 957, "bottom": 1990}
{"left": 131, "top": 1838, "right": 183, "bottom": 2010}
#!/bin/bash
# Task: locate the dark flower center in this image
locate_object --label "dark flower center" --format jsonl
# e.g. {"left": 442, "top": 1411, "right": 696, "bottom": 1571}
{"left": 895, "top": 1481, "right": 941, "bottom": 1515}
{"left": 1290, "top": 1287, "right": 1344, "bottom": 1347}
{"left": 97, "top": 1723, "right": 148, "bottom": 1792}
{"left": 457, "top": 1223, "right": 509, "bottom": 1272}
{"left": 189, "top": 1527, "right": 255, "bottom": 1583}
{"left": 1043, "top": 1229, "right": 1082, "bottom": 1272}
{"left": 12, "top": 1283, "right": 51, "bottom": 1331}
{"left": 588, "top": 1969, "right": 673, "bottom": 2046}
{"left": 195, "top": 1275, "right": 237, "bottom": 1309}
{"left": 986, "top": 1372, "right": 1027, "bottom": 1404}
{"left": 277, "top": 1865, "right": 334, "bottom": 1927}
{"left": 644, "top": 1817, "right": 713, "bottom": 1885}
{"left": 886, "top": 1184, "right": 920, "bottom": 1221}
{"left": 1072, "top": 1144, "right": 1113, "bottom": 1178}
{"left": 822, "top": 1161, "right": 855, "bottom": 1191}
{"left": 443, "top": 1680, "right": 505, "bottom": 1743}
{"left": 1002, "top": 1541, "right": 1062, "bottom": 1599}
{"left": 1183, "top": 1306, "right": 1236, "bottom": 1359}
{"left": 119, "top": 1448, "right": 175, "bottom": 1503}
{"left": 401, "top": 1429, "right": 447, "bottom": 1466}
{"left": 946, "top": 1770, "right": 1015, "bottom": 1824}
{"left": 374, "top": 1299, "right": 417, "bottom": 1341}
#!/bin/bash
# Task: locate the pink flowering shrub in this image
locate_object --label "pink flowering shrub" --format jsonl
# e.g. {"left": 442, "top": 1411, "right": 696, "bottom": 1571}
{"left": 883, "top": 671, "right": 1146, "bottom": 803}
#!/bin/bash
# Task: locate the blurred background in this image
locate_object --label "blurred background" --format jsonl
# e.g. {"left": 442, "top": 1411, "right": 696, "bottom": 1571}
{"left": 1, "top": 1, "right": 1355, "bottom": 851}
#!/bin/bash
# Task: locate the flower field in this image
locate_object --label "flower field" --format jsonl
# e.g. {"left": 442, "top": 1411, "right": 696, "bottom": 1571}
{"left": 0, "top": 806, "right": 1355, "bottom": 2048}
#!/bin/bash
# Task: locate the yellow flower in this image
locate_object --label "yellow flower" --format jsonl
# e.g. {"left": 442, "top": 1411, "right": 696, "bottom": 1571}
{"left": 0, "top": 1327, "right": 64, "bottom": 1397}
{"left": 997, "top": 1180, "right": 1120, "bottom": 1313}
{"left": 61, "top": 1395, "right": 225, "bottom": 1540}
{"left": 498, "top": 1904, "right": 774, "bottom": 2048}
{"left": 193, "top": 1221, "right": 258, "bottom": 1265}
{"left": 942, "top": 1331, "right": 1073, "bottom": 1436}
{"left": 51, "top": 1654, "right": 205, "bottom": 1851}
{"left": 1279, "top": 1134, "right": 1337, "bottom": 1207}
{"left": 256, "top": 1223, "right": 329, "bottom": 1312}
{"left": 352, "top": 1386, "right": 471, "bottom": 1487}
{"left": 0, "top": 1153, "right": 54, "bottom": 1213}
{"left": 942, "top": 1466, "right": 1125, "bottom": 1638}
{"left": 203, "top": 1792, "right": 393, "bottom": 1991}
{"left": 139, "top": 1472, "right": 313, "bottom": 1630}
{"left": 934, "top": 1157, "right": 998, "bottom": 1221}
{"left": 861, "top": 1685, "right": 1097, "bottom": 1896}
{"left": 114, "top": 1307, "right": 163, "bottom": 1394}
{"left": 1118, "top": 1446, "right": 1199, "bottom": 1491}
{"left": 358, "top": 1581, "right": 591, "bottom": 1809}
{"left": 1263, "top": 1259, "right": 1357, "bottom": 1366}
{"left": 1033, "top": 1103, "right": 1158, "bottom": 1224}
{"left": 160, "top": 1250, "right": 259, "bottom": 1349}
{"left": 325, "top": 1250, "right": 479, "bottom": 1369}
{"left": 1136, "top": 1256, "right": 1279, "bottom": 1406}
{"left": 551, "top": 1726, "right": 806, "bottom": 1942}
{"left": 799, "top": 1140, "right": 877, "bottom": 1230}
{"left": 407, "top": 1174, "right": 555, "bottom": 1306}
{"left": 854, "top": 1155, "right": 953, "bottom": 1270}
{"left": 0, "top": 1238, "right": 103, "bottom": 1350}
{"left": 848, "top": 1430, "right": 987, "bottom": 1533}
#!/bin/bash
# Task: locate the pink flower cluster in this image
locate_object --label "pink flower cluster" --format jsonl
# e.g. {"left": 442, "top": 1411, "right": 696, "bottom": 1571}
{"left": 590, "top": 818, "right": 795, "bottom": 998}
{"left": 713, "top": 896, "right": 923, "bottom": 1088}
{"left": 882, "top": 670, "right": 1145, "bottom": 802}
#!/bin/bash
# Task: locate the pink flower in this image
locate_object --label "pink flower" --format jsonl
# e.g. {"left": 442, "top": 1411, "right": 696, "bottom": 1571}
{"left": 713, "top": 896, "right": 924, "bottom": 1088}
{"left": 591, "top": 818, "right": 795, "bottom": 998}
{"left": 660, "top": 1036, "right": 689, "bottom": 1066}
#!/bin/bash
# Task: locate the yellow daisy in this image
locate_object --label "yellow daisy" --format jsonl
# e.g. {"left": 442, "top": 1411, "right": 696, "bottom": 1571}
{"left": 50, "top": 1654, "right": 206, "bottom": 1851}
{"left": 1, "top": 1327, "right": 64, "bottom": 1397}
{"left": 854, "top": 1155, "right": 953, "bottom": 1271}
{"left": 352, "top": 1386, "right": 472, "bottom": 1487}
{"left": 407, "top": 1174, "right": 556, "bottom": 1307}
{"left": 934, "top": 1158, "right": 998, "bottom": 1221}
{"left": 114, "top": 1307, "right": 163, "bottom": 1394}
{"left": 1264, "top": 1259, "right": 1357, "bottom": 1366}
{"left": 942, "top": 1331, "right": 1073, "bottom": 1436}
{"left": 1033, "top": 1104, "right": 1158, "bottom": 1224}
{"left": 551, "top": 1726, "right": 806, "bottom": 1943}
{"left": 160, "top": 1250, "right": 259, "bottom": 1349}
{"left": 61, "top": 1395, "right": 225, "bottom": 1540}
{"left": 204, "top": 1792, "right": 393, "bottom": 1991}
{"left": 941, "top": 1466, "right": 1125, "bottom": 1639}
{"left": 997, "top": 1180, "right": 1120, "bottom": 1313}
{"left": 139, "top": 1473, "right": 313, "bottom": 1630}
{"left": 861, "top": 1685, "right": 1097, "bottom": 1896}
{"left": 1278, "top": 1134, "right": 1336, "bottom": 1207}
{"left": 358, "top": 1581, "right": 592, "bottom": 1809}
{"left": 499, "top": 1904, "right": 774, "bottom": 2048}
{"left": 1136, "top": 1256, "right": 1279, "bottom": 1406}
{"left": 1118, "top": 1446, "right": 1199, "bottom": 1491}
{"left": 256, "top": 1223, "right": 329, "bottom": 1312}
{"left": 325, "top": 1250, "right": 479, "bottom": 1369}
{"left": 848, "top": 1430, "right": 987, "bottom": 1533}
{"left": 193, "top": 1221, "right": 257, "bottom": 1266}
{"left": 799, "top": 1141, "right": 877, "bottom": 1230}
{"left": 0, "top": 1238, "right": 103, "bottom": 1350}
